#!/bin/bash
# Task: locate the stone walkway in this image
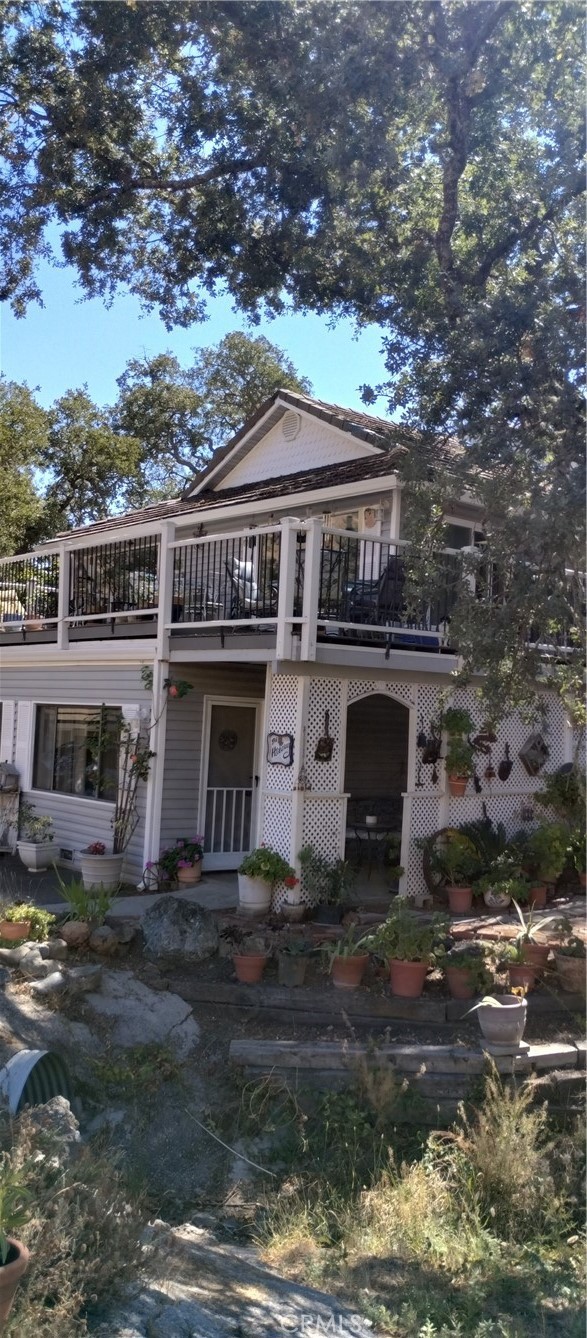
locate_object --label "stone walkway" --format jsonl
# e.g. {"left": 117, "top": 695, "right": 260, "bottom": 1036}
{"left": 0, "top": 853, "right": 239, "bottom": 916}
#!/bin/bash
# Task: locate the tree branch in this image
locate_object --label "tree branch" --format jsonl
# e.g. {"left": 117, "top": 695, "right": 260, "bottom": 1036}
{"left": 82, "top": 156, "right": 264, "bottom": 209}
{"left": 473, "top": 172, "right": 586, "bottom": 290}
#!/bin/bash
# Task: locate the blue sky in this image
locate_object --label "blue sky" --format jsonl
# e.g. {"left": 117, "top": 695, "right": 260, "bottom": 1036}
{"left": 0, "top": 254, "right": 389, "bottom": 414}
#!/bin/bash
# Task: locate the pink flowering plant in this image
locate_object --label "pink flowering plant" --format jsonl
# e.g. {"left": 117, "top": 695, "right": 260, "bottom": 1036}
{"left": 152, "top": 837, "right": 204, "bottom": 884}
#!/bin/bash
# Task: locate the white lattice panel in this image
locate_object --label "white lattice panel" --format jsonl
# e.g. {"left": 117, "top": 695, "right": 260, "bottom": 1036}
{"left": 405, "top": 795, "right": 438, "bottom": 899}
{"left": 260, "top": 793, "right": 293, "bottom": 860}
{"left": 413, "top": 683, "right": 443, "bottom": 793}
{"left": 265, "top": 675, "right": 298, "bottom": 792}
{"left": 304, "top": 678, "right": 344, "bottom": 790}
{"left": 573, "top": 725, "right": 586, "bottom": 769}
{"left": 347, "top": 678, "right": 415, "bottom": 709}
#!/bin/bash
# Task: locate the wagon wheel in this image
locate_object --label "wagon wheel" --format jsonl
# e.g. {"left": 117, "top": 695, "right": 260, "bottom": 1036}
{"left": 420, "top": 827, "right": 479, "bottom": 898}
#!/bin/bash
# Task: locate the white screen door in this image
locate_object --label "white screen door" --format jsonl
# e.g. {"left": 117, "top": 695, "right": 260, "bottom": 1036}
{"left": 200, "top": 700, "right": 261, "bottom": 869}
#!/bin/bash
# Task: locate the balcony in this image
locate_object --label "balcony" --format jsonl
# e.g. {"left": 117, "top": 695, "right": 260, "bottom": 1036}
{"left": 1, "top": 520, "right": 575, "bottom": 662}
{"left": 0, "top": 522, "right": 462, "bottom": 657}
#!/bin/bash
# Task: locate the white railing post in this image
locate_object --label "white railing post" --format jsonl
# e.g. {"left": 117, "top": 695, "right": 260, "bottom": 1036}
{"left": 142, "top": 522, "right": 176, "bottom": 875}
{"left": 56, "top": 544, "right": 69, "bottom": 650}
{"left": 276, "top": 519, "right": 299, "bottom": 660}
{"left": 300, "top": 518, "right": 322, "bottom": 661}
{"left": 156, "top": 522, "right": 176, "bottom": 658}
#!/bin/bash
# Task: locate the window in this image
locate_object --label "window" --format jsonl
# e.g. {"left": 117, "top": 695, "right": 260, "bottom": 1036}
{"left": 33, "top": 705, "right": 121, "bottom": 801}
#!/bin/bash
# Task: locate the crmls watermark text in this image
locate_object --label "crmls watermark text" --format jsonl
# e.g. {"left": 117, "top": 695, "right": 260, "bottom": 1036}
{"left": 277, "top": 1315, "right": 369, "bottom": 1334}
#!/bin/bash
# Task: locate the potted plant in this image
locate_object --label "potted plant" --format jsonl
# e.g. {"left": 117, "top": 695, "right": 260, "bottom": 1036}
{"left": 551, "top": 918, "right": 586, "bottom": 995}
{"left": 0, "top": 902, "right": 56, "bottom": 943}
{"left": 16, "top": 800, "right": 55, "bottom": 872}
{"left": 428, "top": 833, "right": 482, "bottom": 915}
{"left": 280, "top": 874, "right": 304, "bottom": 922}
{"left": 299, "top": 844, "right": 356, "bottom": 924}
{"left": 278, "top": 940, "right": 311, "bottom": 987}
{"left": 522, "top": 823, "right": 569, "bottom": 890}
{"left": 365, "top": 901, "right": 447, "bottom": 998}
{"left": 154, "top": 837, "right": 204, "bottom": 887}
{"left": 232, "top": 935, "right": 270, "bottom": 984}
{"left": 475, "top": 849, "right": 528, "bottom": 908}
{"left": 323, "top": 926, "right": 371, "bottom": 990}
{"left": 510, "top": 899, "right": 558, "bottom": 970}
{"left": 468, "top": 992, "right": 528, "bottom": 1053}
{"left": 496, "top": 941, "right": 539, "bottom": 992}
{"left": 568, "top": 829, "right": 586, "bottom": 890}
{"left": 0, "top": 1155, "right": 31, "bottom": 1327}
{"left": 237, "top": 845, "right": 296, "bottom": 917}
{"left": 80, "top": 712, "right": 154, "bottom": 891}
{"left": 443, "top": 708, "right": 476, "bottom": 798}
{"left": 442, "top": 942, "right": 492, "bottom": 1000}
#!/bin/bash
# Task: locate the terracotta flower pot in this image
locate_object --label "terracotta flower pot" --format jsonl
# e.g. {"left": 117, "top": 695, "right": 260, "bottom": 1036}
{"left": 508, "top": 962, "right": 537, "bottom": 991}
{"left": 554, "top": 952, "right": 586, "bottom": 995}
{"left": 447, "top": 885, "right": 473, "bottom": 915}
{"left": 445, "top": 965, "right": 476, "bottom": 1000}
{"left": 389, "top": 958, "right": 428, "bottom": 998}
{"left": 331, "top": 954, "right": 369, "bottom": 990}
{"left": 447, "top": 775, "right": 468, "bottom": 798}
{"left": 475, "top": 996, "right": 527, "bottom": 1053}
{"left": 233, "top": 953, "right": 268, "bottom": 984}
{"left": 0, "top": 1238, "right": 30, "bottom": 1327}
{"left": 528, "top": 885, "right": 547, "bottom": 909}
{"left": 521, "top": 941, "right": 550, "bottom": 970}
{"left": 177, "top": 861, "right": 202, "bottom": 884}
{"left": 0, "top": 920, "right": 31, "bottom": 941}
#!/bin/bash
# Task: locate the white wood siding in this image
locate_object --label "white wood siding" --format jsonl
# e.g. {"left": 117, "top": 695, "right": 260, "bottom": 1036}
{"left": 160, "top": 664, "right": 266, "bottom": 850}
{"left": 216, "top": 415, "right": 376, "bottom": 491}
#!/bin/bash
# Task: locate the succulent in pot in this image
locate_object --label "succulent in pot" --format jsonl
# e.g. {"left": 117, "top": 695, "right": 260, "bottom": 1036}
{"left": 232, "top": 934, "right": 270, "bottom": 984}
{"left": 278, "top": 939, "right": 311, "bottom": 987}
{"left": 364, "top": 900, "right": 447, "bottom": 998}
{"left": 16, "top": 799, "right": 55, "bottom": 872}
{"left": 322, "top": 926, "right": 371, "bottom": 990}
{"left": 238, "top": 845, "right": 296, "bottom": 917}
{"left": 510, "top": 899, "right": 558, "bottom": 971}
{"left": 496, "top": 941, "right": 539, "bottom": 992}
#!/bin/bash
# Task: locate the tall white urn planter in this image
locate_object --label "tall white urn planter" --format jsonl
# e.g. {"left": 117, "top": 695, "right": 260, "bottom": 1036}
{"left": 80, "top": 852, "right": 124, "bottom": 891}
{"left": 237, "top": 874, "right": 272, "bottom": 917}
{"left": 16, "top": 841, "right": 55, "bottom": 873}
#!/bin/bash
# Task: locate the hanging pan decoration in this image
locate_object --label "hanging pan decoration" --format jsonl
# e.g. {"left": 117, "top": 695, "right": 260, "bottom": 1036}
{"left": 314, "top": 711, "right": 335, "bottom": 762}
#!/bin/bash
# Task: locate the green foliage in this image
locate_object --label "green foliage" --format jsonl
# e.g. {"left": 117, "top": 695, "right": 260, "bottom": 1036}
{"left": 0, "top": 903, "right": 56, "bottom": 942}
{"left": 298, "top": 844, "right": 356, "bottom": 905}
{"left": 322, "top": 925, "right": 371, "bottom": 965}
{"left": 522, "top": 822, "right": 570, "bottom": 881}
{"left": 0, "top": 379, "right": 48, "bottom": 555}
{"left": 428, "top": 834, "right": 482, "bottom": 886}
{"left": 238, "top": 845, "right": 295, "bottom": 885}
{"left": 0, "top": 1154, "right": 32, "bottom": 1263}
{"left": 443, "top": 944, "right": 492, "bottom": 994}
{"left": 42, "top": 388, "right": 141, "bottom": 530}
{"left": 444, "top": 737, "right": 476, "bottom": 780}
{"left": 57, "top": 874, "right": 117, "bottom": 926}
{"left": 551, "top": 917, "right": 586, "bottom": 960}
{"left": 17, "top": 800, "right": 53, "bottom": 844}
{"left": 536, "top": 766, "right": 586, "bottom": 827}
{"left": 91, "top": 1044, "right": 182, "bottom": 1099}
{"left": 154, "top": 837, "right": 204, "bottom": 882}
{"left": 366, "top": 901, "right": 447, "bottom": 963}
{"left": 442, "top": 708, "right": 475, "bottom": 736}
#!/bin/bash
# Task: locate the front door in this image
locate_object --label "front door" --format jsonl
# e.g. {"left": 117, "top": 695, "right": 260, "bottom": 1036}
{"left": 200, "top": 699, "right": 261, "bottom": 869}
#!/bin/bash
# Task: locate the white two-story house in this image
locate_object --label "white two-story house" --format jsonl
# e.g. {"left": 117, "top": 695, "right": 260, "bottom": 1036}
{"left": 0, "top": 390, "right": 576, "bottom": 904}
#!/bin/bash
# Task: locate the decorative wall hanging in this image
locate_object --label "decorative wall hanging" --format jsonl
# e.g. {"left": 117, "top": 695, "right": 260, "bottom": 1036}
{"left": 218, "top": 730, "right": 238, "bottom": 751}
{"left": 519, "top": 733, "right": 549, "bottom": 777}
{"left": 314, "top": 711, "right": 335, "bottom": 762}
{"left": 266, "top": 733, "right": 294, "bottom": 767}
{"left": 497, "top": 743, "right": 513, "bottom": 782}
{"left": 472, "top": 730, "right": 497, "bottom": 754}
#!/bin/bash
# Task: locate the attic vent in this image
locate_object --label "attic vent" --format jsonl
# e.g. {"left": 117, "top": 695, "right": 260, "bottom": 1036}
{"left": 282, "top": 410, "right": 301, "bottom": 441}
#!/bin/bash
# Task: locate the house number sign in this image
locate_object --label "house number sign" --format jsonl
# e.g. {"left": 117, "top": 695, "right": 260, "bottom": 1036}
{"left": 266, "top": 733, "right": 294, "bottom": 766}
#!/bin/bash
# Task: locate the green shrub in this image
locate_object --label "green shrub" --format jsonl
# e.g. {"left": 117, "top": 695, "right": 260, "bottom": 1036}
{"left": 56, "top": 873, "right": 117, "bottom": 925}
{"left": 0, "top": 903, "right": 56, "bottom": 941}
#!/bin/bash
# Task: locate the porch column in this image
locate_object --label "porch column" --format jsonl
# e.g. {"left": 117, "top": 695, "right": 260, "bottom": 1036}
{"left": 141, "top": 521, "right": 175, "bottom": 875}
{"left": 56, "top": 543, "right": 69, "bottom": 650}
{"left": 300, "top": 518, "right": 322, "bottom": 661}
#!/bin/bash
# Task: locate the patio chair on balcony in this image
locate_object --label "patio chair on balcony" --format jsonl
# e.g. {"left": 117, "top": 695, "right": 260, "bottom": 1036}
{"left": 225, "top": 558, "right": 278, "bottom": 620}
{"left": 345, "top": 556, "right": 407, "bottom": 626}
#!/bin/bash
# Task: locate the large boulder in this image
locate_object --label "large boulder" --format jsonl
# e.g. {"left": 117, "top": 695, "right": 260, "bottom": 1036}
{"left": 141, "top": 897, "right": 218, "bottom": 966}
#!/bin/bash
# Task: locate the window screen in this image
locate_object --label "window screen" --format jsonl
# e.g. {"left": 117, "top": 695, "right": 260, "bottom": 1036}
{"left": 33, "top": 705, "right": 121, "bottom": 801}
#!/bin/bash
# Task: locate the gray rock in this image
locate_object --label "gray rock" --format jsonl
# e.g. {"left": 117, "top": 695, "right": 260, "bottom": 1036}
{"left": 43, "top": 938, "right": 69, "bottom": 962}
{"left": 112, "top": 921, "right": 137, "bottom": 946}
{"left": 30, "top": 970, "right": 68, "bottom": 997}
{"left": 19, "top": 952, "right": 55, "bottom": 980}
{"left": 142, "top": 897, "right": 218, "bottom": 966}
{"left": 89, "top": 925, "right": 120, "bottom": 955}
{"left": 140, "top": 964, "right": 169, "bottom": 992}
{"left": 60, "top": 920, "right": 91, "bottom": 947}
{"left": 0, "top": 942, "right": 36, "bottom": 966}
{"left": 67, "top": 963, "right": 103, "bottom": 993}
{"left": 85, "top": 1106, "right": 126, "bottom": 1137}
{"left": 85, "top": 970, "right": 199, "bottom": 1057}
{"left": 0, "top": 966, "right": 11, "bottom": 988}
{"left": 28, "top": 1095, "right": 81, "bottom": 1152}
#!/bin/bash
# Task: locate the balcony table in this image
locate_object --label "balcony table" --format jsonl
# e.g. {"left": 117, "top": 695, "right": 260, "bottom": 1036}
{"left": 348, "top": 822, "right": 402, "bottom": 879}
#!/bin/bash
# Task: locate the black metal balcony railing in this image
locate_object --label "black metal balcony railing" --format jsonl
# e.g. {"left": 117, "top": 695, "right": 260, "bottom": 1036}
{"left": 318, "top": 531, "right": 460, "bottom": 639}
{"left": 0, "top": 553, "right": 59, "bottom": 623}
{"left": 69, "top": 536, "right": 160, "bottom": 618}
{"left": 172, "top": 530, "right": 291, "bottom": 625}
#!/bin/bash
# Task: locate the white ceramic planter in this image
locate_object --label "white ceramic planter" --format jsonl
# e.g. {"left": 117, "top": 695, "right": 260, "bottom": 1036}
{"left": 237, "top": 873, "right": 272, "bottom": 917}
{"left": 475, "top": 995, "right": 527, "bottom": 1053}
{"left": 483, "top": 888, "right": 511, "bottom": 909}
{"left": 80, "top": 852, "right": 124, "bottom": 891}
{"left": 16, "top": 840, "right": 55, "bottom": 872}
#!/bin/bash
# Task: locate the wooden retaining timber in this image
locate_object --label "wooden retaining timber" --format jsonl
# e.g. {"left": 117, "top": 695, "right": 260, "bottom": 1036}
{"left": 229, "top": 1038, "right": 587, "bottom": 1122}
{"left": 173, "top": 976, "right": 584, "bottom": 1029}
